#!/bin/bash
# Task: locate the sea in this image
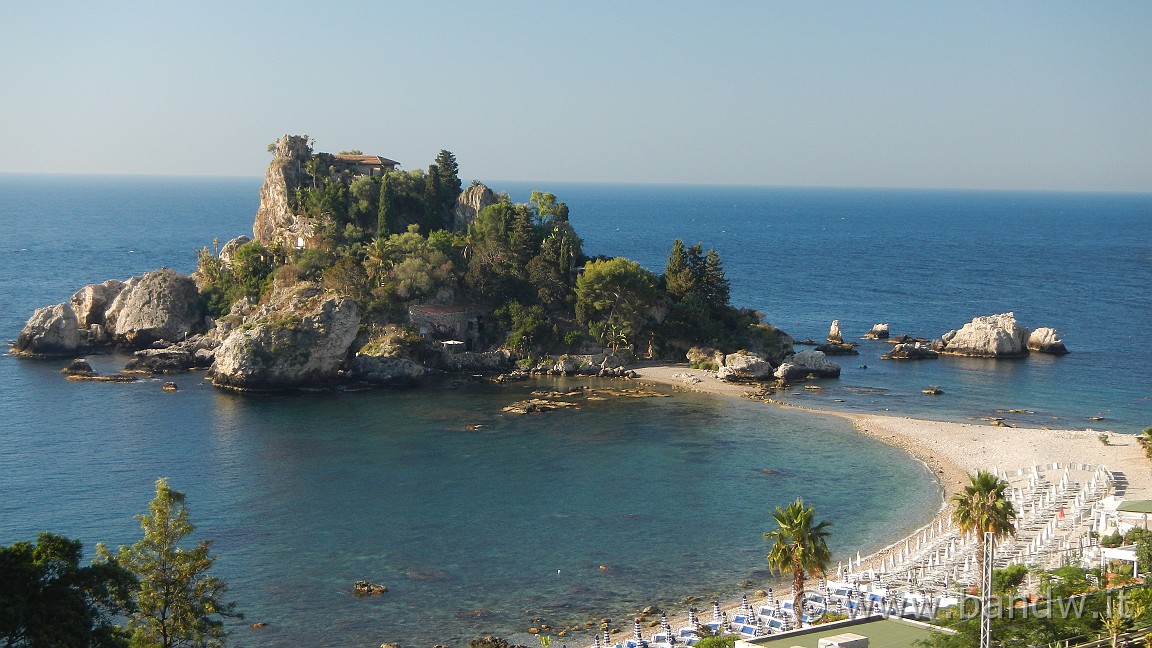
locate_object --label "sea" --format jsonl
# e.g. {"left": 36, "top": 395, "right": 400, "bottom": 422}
{"left": 1, "top": 175, "right": 1149, "bottom": 647}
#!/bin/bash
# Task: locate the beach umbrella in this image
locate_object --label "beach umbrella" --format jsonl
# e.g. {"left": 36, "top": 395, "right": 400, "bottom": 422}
{"left": 837, "top": 562, "right": 844, "bottom": 578}
{"left": 856, "top": 551, "right": 862, "bottom": 567}
{"left": 688, "top": 608, "right": 699, "bottom": 627}
{"left": 634, "top": 619, "right": 642, "bottom": 640}
{"left": 712, "top": 601, "right": 721, "bottom": 621}
{"left": 604, "top": 629, "right": 611, "bottom": 646}
{"left": 661, "top": 612, "right": 671, "bottom": 636}
{"left": 766, "top": 588, "right": 775, "bottom": 605}
{"left": 595, "top": 636, "right": 602, "bottom": 648}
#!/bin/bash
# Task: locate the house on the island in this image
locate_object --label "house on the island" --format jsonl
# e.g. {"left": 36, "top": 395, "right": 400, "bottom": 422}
{"left": 333, "top": 154, "right": 400, "bottom": 177}
{"left": 408, "top": 304, "right": 483, "bottom": 351}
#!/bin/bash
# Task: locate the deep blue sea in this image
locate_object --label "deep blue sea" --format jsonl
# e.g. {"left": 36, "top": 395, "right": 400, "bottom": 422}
{"left": 1, "top": 175, "right": 1149, "bottom": 647}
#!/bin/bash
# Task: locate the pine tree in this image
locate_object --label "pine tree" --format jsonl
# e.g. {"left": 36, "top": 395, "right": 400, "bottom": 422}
{"left": 702, "top": 247, "right": 731, "bottom": 312}
{"left": 109, "top": 479, "right": 239, "bottom": 648}
{"left": 664, "top": 239, "right": 694, "bottom": 299}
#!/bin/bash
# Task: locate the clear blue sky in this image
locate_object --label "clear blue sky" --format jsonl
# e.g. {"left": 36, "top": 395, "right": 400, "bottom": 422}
{"left": 2, "top": 1, "right": 1149, "bottom": 191}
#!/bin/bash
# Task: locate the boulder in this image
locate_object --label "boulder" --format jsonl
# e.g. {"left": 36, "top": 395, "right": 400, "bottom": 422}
{"left": 105, "top": 269, "right": 203, "bottom": 347}
{"left": 61, "top": 358, "right": 96, "bottom": 376}
{"left": 773, "top": 350, "right": 841, "bottom": 381}
{"left": 211, "top": 288, "right": 361, "bottom": 390}
{"left": 881, "top": 342, "right": 939, "bottom": 360}
{"left": 217, "top": 235, "right": 252, "bottom": 268}
{"left": 348, "top": 355, "right": 426, "bottom": 385}
{"left": 935, "top": 312, "right": 1030, "bottom": 358}
{"left": 686, "top": 347, "right": 724, "bottom": 368}
{"left": 717, "top": 352, "right": 774, "bottom": 381}
{"left": 1028, "top": 327, "right": 1068, "bottom": 355}
{"left": 552, "top": 355, "right": 581, "bottom": 375}
{"left": 815, "top": 342, "right": 859, "bottom": 356}
{"left": 14, "top": 303, "right": 81, "bottom": 356}
{"left": 863, "top": 323, "right": 889, "bottom": 340}
{"left": 827, "top": 320, "right": 843, "bottom": 343}
{"left": 123, "top": 348, "right": 196, "bottom": 374}
{"left": 70, "top": 280, "right": 125, "bottom": 328}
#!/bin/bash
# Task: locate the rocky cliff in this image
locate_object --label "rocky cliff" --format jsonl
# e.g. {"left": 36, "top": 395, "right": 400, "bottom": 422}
{"left": 210, "top": 286, "right": 361, "bottom": 391}
{"left": 252, "top": 135, "right": 314, "bottom": 247}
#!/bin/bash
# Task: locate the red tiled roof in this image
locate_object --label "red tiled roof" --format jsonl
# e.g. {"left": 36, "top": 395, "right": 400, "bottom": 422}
{"left": 334, "top": 154, "right": 399, "bottom": 167}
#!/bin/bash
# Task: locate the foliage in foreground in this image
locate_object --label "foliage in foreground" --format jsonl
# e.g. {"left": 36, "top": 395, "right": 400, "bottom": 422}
{"left": 0, "top": 532, "right": 136, "bottom": 647}
{"left": 101, "top": 478, "right": 240, "bottom": 648}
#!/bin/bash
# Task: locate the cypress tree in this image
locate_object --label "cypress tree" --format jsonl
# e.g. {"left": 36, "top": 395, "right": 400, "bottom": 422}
{"left": 424, "top": 164, "right": 443, "bottom": 232}
{"left": 434, "top": 149, "right": 462, "bottom": 204}
{"left": 377, "top": 174, "right": 396, "bottom": 236}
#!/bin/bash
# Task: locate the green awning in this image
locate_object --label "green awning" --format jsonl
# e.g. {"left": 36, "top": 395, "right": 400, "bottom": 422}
{"left": 1117, "top": 500, "right": 1152, "bottom": 514}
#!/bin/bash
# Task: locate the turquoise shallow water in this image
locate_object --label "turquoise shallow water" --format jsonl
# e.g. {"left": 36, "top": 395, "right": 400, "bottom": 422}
{"left": 1, "top": 176, "right": 1149, "bottom": 645}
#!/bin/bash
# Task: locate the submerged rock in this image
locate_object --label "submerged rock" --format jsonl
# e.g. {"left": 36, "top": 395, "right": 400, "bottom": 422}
{"left": 881, "top": 342, "right": 939, "bottom": 360}
{"left": 815, "top": 342, "right": 859, "bottom": 356}
{"left": 935, "top": 312, "right": 1030, "bottom": 358}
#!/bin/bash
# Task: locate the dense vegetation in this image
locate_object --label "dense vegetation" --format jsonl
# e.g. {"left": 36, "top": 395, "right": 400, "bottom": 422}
{"left": 196, "top": 147, "right": 781, "bottom": 360}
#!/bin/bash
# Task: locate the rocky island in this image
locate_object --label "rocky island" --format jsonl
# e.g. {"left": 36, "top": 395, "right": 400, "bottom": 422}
{"left": 12, "top": 136, "right": 797, "bottom": 390}
{"left": 12, "top": 136, "right": 1069, "bottom": 392}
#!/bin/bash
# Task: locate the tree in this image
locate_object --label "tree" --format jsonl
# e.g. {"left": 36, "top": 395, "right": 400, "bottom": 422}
{"left": 434, "top": 150, "right": 462, "bottom": 205}
{"left": 423, "top": 164, "right": 444, "bottom": 233}
{"left": 377, "top": 174, "right": 397, "bottom": 236}
{"left": 574, "top": 257, "right": 658, "bottom": 348}
{"left": 664, "top": 239, "right": 694, "bottom": 300}
{"left": 951, "top": 470, "right": 1018, "bottom": 588}
{"left": 0, "top": 533, "right": 136, "bottom": 648}
{"left": 106, "top": 478, "right": 239, "bottom": 648}
{"left": 763, "top": 497, "right": 832, "bottom": 625}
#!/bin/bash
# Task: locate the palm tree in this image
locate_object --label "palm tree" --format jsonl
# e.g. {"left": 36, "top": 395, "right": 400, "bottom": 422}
{"left": 951, "top": 470, "right": 1018, "bottom": 589}
{"left": 764, "top": 497, "right": 832, "bottom": 625}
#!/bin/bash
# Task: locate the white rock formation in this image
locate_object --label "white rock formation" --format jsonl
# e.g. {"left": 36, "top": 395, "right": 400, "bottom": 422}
{"left": 717, "top": 352, "right": 774, "bottom": 381}
{"left": 863, "top": 323, "right": 889, "bottom": 339}
{"left": 14, "top": 303, "right": 81, "bottom": 356}
{"left": 774, "top": 350, "right": 841, "bottom": 381}
{"left": 105, "top": 269, "right": 202, "bottom": 347}
{"left": 936, "top": 312, "right": 1030, "bottom": 357}
{"left": 1028, "top": 327, "right": 1069, "bottom": 355}
{"left": 828, "top": 320, "right": 843, "bottom": 343}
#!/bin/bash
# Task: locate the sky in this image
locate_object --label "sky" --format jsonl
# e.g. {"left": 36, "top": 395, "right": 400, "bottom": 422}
{"left": 2, "top": 1, "right": 1150, "bottom": 192}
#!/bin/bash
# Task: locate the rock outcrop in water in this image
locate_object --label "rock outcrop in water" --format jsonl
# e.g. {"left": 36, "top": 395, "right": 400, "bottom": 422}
{"left": 15, "top": 269, "right": 201, "bottom": 356}
{"left": 105, "top": 269, "right": 202, "bottom": 347}
{"left": 774, "top": 350, "right": 841, "bottom": 381}
{"left": 827, "top": 319, "right": 842, "bottom": 343}
{"left": 210, "top": 286, "right": 361, "bottom": 391}
{"left": 934, "top": 312, "right": 1030, "bottom": 358}
{"left": 1028, "top": 327, "right": 1069, "bottom": 355}
{"left": 14, "top": 303, "right": 82, "bottom": 356}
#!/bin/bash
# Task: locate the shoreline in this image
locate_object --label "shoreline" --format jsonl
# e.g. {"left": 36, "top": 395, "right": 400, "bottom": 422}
{"left": 632, "top": 363, "right": 1152, "bottom": 501}
{"left": 549, "top": 363, "right": 1152, "bottom": 648}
